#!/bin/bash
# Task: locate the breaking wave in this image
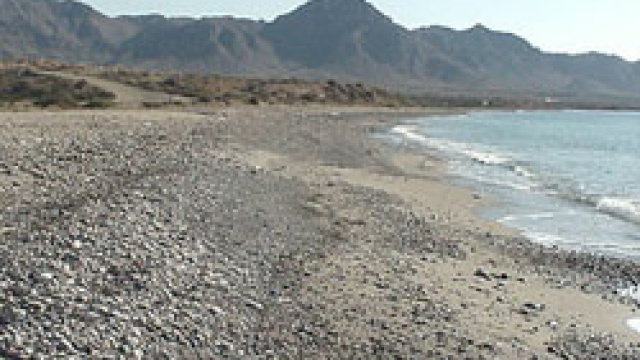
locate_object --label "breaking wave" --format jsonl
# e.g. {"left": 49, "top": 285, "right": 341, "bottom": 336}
{"left": 391, "top": 123, "right": 640, "bottom": 228}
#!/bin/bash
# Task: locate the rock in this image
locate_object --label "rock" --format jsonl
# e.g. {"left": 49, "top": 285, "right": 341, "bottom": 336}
{"left": 494, "top": 272, "right": 509, "bottom": 280}
{"left": 474, "top": 268, "right": 491, "bottom": 281}
{"left": 523, "top": 302, "right": 546, "bottom": 312}
{"left": 40, "top": 272, "right": 54, "bottom": 280}
{"left": 246, "top": 299, "right": 264, "bottom": 310}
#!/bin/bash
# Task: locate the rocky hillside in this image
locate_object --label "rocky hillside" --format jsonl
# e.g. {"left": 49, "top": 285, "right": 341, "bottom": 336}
{"left": 0, "top": 0, "right": 135, "bottom": 61}
{"left": 1, "top": 0, "right": 639, "bottom": 102}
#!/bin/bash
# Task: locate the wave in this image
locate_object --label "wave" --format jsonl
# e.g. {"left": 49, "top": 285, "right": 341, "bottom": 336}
{"left": 524, "top": 230, "right": 640, "bottom": 257}
{"left": 524, "top": 231, "right": 575, "bottom": 247}
{"left": 391, "top": 124, "right": 537, "bottom": 191}
{"left": 562, "top": 109, "right": 590, "bottom": 114}
{"left": 390, "top": 125, "right": 427, "bottom": 143}
{"left": 529, "top": 189, "right": 640, "bottom": 227}
{"left": 555, "top": 190, "right": 640, "bottom": 226}
{"left": 391, "top": 124, "right": 640, "bottom": 228}
{"left": 596, "top": 197, "right": 640, "bottom": 225}
{"left": 499, "top": 212, "right": 556, "bottom": 223}
{"left": 391, "top": 125, "right": 512, "bottom": 166}
{"left": 509, "top": 164, "right": 535, "bottom": 178}
{"left": 458, "top": 172, "right": 534, "bottom": 191}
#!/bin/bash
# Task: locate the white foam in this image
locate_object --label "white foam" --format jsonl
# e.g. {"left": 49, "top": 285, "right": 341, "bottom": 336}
{"left": 524, "top": 231, "right": 567, "bottom": 247}
{"left": 619, "top": 286, "right": 640, "bottom": 302}
{"left": 562, "top": 109, "right": 589, "bottom": 114}
{"left": 523, "top": 230, "right": 640, "bottom": 258}
{"left": 435, "top": 138, "right": 511, "bottom": 166}
{"left": 498, "top": 215, "right": 518, "bottom": 223}
{"left": 464, "top": 149, "right": 511, "bottom": 166}
{"left": 627, "top": 318, "right": 640, "bottom": 334}
{"left": 391, "top": 125, "right": 537, "bottom": 194}
{"left": 459, "top": 172, "right": 533, "bottom": 191}
{"left": 527, "top": 213, "right": 556, "bottom": 220}
{"left": 511, "top": 165, "right": 535, "bottom": 179}
{"left": 596, "top": 197, "right": 640, "bottom": 224}
{"left": 391, "top": 125, "right": 512, "bottom": 166}
{"left": 590, "top": 243, "right": 640, "bottom": 254}
{"left": 391, "top": 125, "right": 428, "bottom": 143}
{"left": 499, "top": 212, "right": 555, "bottom": 223}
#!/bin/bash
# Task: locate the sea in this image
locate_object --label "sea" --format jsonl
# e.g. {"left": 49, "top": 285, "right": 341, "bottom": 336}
{"left": 386, "top": 110, "right": 640, "bottom": 260}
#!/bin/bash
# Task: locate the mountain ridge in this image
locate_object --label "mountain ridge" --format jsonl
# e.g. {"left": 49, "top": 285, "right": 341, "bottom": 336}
{"left": 1, "top": 0, "right": 639, "bottom": 101}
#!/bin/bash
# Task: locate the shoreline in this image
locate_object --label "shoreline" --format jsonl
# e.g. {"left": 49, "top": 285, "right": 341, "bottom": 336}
{"left": 255, "top": 107, "right": 640, "bottom": 327}
{"left": 234, "top": 107, "right": 640, "bottom": 353}
{"left": 389, "top": 110, "right": 640, "bottom": 260}
{"left": 2, "top": 106, "right": 640, "bottom": 358}
{"left": 381, "top": 111, "right": 640, "bottom": 323}
{"left": 383, "top": 110, "right": 640, "bottom": 289}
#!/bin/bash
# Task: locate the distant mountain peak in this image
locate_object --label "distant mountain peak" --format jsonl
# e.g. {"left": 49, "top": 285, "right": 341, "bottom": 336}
{"left": 468, "top": 23, "right": 490, "bottom": 32}
{"left": 304, "top": 0, "right": 376, "bottom": 10}
{"left": 275, "top": 0, "right": 392, "bottom": 25}
{"left": 262, "top": 0, "right": 401, "bottom": 68}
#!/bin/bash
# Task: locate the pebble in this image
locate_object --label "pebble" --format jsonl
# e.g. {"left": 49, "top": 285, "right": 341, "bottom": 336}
{"left": 0, "top": 110, "right": 637, "bottom": 359}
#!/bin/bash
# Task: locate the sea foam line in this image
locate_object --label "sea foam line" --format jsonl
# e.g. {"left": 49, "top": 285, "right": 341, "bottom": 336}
{"left": 596, "top": 197, "right": 640, "bottom": 225}
{"left": 391, "top": 125, "right": 512, "bottom": 166}
{"left": 392, "top": 125, "right": 640, "bottom": 228}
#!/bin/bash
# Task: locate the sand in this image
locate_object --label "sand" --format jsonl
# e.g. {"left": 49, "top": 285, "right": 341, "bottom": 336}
{"left": 2, "top": 106, "right": 640, "bottom": 358}
{"left": 234, "top": 106, "right": 640, "bottom": 355}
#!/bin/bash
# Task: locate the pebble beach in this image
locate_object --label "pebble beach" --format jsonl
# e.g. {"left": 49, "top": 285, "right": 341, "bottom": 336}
{"left": 2, "top": 107, "right": 640, "bottom": 358}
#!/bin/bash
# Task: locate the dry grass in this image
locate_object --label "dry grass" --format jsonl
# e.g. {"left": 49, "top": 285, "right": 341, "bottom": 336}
{"left": 97, "top": 69, "right": 412, "bottom": 107}
{"left": 0, "top": 67, "right": 116, "bottom": 109}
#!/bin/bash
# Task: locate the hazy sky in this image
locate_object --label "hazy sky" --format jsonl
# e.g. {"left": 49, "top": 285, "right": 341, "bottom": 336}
{"left": 80, "top": 0, "right": 640, "bottom": 61}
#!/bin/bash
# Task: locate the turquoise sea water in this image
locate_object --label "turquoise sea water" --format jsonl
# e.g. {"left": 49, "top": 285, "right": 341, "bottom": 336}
{"left": 388, "top": 110, "right": 640, "bottom": 259}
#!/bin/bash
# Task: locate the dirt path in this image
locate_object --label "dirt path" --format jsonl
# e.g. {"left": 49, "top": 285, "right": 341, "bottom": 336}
{"left": 40, "top": 70, "right": 193, "bottom": 107}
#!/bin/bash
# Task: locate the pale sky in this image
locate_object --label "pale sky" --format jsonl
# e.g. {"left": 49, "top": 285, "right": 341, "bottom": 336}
{"left": 79, "top": 0, "right": 640, "bottom": 61}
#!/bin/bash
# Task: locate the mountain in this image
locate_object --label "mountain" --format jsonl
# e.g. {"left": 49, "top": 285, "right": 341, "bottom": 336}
{"left": 263, "top": 0, "right": 409, "bottom": 71}
{"left": 260, "top": 0, "right": 457, "bottom": 88}
{"left": 415, "top": 25, "right": 549, "bottom": 88}
{"left": 0, "top": 0, "right": 136, "bottom": 61}
{"left": 1, "top": 0, "right": 639, "bottom": 102}
{"left": 117, "top": 18, "right": 284, "bottom": 75}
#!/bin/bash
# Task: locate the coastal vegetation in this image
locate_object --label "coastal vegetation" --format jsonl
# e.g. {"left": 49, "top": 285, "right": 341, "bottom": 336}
{"left": 0, "top": 67, "right": 115, "bottom": 108}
